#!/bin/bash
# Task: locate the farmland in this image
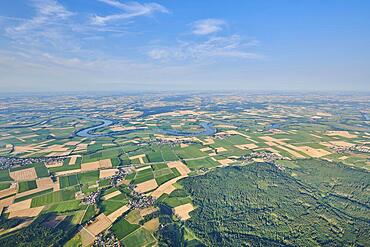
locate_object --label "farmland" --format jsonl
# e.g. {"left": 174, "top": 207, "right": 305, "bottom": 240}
{"left": 0, "top": 92, "right": 369, "bottom": 246}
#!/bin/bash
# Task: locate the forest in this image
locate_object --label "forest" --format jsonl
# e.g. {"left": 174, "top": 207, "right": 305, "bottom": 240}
{"left": 181, "top": 160, "right": 370, "bottom": 246}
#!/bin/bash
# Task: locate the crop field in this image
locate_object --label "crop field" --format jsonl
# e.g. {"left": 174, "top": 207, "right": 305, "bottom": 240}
{"left": 14, "top": 188, "right": 54, "bottom": 203}
{"left": 18, "top": 180, "right": 37, "bottom": 193}
{"left": 31, "top": 189, "right": 76, "bottom": 207}
{"left": 184, "top": 157, "right": 220, "bottom": 169}
{"left": 77, "top": 171, "right": 99, "bottom": 184}
{"left": 121, "top": 227, "right": 157, "bottom": 247}
{"left": 45, "top": 200, "right": 85, "bottom": 213}
{"left": 0, "top": 182, "right": 11, "bottom": 190}
{"left": 99, "top": 199, "right": 127, "bottom": 215}
{"left": 0, "top": 93, "right": 368, "bottom": 246}
{"left": 0, "top": 170, "right": 12, "bottom": 182}
{"left": 111, "top": 219, "right": 140, "bottom": 240}
{"left": 59, "top": 174, "right": 79, "bottom": 189}
{"left": 132, "top": 167, "right": 154, "bottom": 184}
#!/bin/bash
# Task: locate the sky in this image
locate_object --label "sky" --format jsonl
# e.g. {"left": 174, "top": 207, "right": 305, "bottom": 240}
{"left": 0, "top": 0, "right": 369, "bottom": 92}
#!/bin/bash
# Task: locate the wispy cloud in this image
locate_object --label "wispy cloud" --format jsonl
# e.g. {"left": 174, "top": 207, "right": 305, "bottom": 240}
{"left": 91, "top": 0, "right": 169, "bottom": 26}
{"left": 7, "top": 0, "right": 73, "bottom": 33}
{"left": 4, "top": 0, "right": 77, "bottom": 51}
{"left": 3, "top": 0, "right": 167, "bottom": 51}
{"left": 0, "top": 1, "right": 267, "bottom": 91}
{"left": 148, "top": 35, "right": 262, "bottom": 61}
{"left": 191, "top": 19, "right": 226, "bottom": 35}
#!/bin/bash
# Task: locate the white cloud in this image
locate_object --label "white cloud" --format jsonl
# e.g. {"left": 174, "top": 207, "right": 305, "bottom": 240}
{"left": 7, "top": 0, "right": 72, "bottom": 33}
{"left": 4, "top": 0, "right": 167, "bottom": 52}
{"left": 92, "top": 0, "right": 169, "bottom": 26}
{"left": 0, "top": 1, "right": 267, "bottom": 91}
{"left": 148, "top": 49, "right": 172, "bottom": 60}
{"left": 191, "top": 19, "right": 226, "bottom": 35}
{"left": 4, "top": 0, "right": 76, "bottom": 51}
{"left": 148, "top": 35, "right": 262, "bottom": 61}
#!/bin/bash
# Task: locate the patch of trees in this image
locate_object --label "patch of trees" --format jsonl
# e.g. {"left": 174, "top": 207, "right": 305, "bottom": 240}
{"left": 181, "top": 161, "right": 370, "bottom": 246}
{"left": 0, "top": 213, "right": 78, "bottom": 247}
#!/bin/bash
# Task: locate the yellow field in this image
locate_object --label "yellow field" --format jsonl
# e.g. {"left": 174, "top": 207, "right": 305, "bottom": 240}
{"left": 8, "top": 206, "right": 44, "bottom": 219}
{"left": 173, "top": 203, "right": 194, "bottom": 220}
{"left": 151, "top": 176, "right": 186, "bottom": 198}
{"left": 99, "top": 168, "right": 118, "bottom": 179}
{"left": 234, "top": 144, "right": 258, "bottom": 150}
{"left": 5, "top": 199, "right": 31, "bottom": 213}
{"left": 167, "top": 161, "right": 191, "bottom": 176}
{"left": 107, "top": 204, "right": 130, "bottom": 222}
{"left": 68, "top": 155, "right": 80, "bottom": 165}
{"left": 135, "top": 179, "right": 158, "bottom": 193}
{"left": 129, "top": 154, "right": 146, "bottom": 164}
{"left": 55, "top": 169, "right": 82, "bottom": 176}
{"left": 81, "top": 159, "right": 112, "bottom": 172}
{"left": 84, "top": 213, "right": 112, "bottom": 236}
{"left": 218, "top": 159, "right": 233, "bottom": 166}
{"left": 36, "top": 177, "right": 54, "bottom": 189}
{"left": 139, "top": 206, "right": 158, "bottom": 217}
{"left": 293, "top": 146, "right": 331, "bottom": 158}
{"left": 143, "top": 217, "right": 160, "bottom": 232}
{"left": 0, "top": 182, "right": 17, "bottom": 198}
{"left": 326, "top": 131, "right": 357, "bottom": 138}
{"left": 9, "top": 167, "right": 37, "bottom": 181}
{"left": 0, "top": 195, "right": 15, "bottom": 210}
{"left": 102, "top": 190, "right": 121, "bottom": 200}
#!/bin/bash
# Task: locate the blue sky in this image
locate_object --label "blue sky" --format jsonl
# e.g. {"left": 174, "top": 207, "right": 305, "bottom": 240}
{"left": 0, "top": 0, "right": 369, "bottom": 92}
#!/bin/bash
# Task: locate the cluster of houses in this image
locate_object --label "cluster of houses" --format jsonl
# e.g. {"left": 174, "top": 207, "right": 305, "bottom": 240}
{"left": 0, "top": 156, "right": 66, "bottom": 169}
{"left": 82, "top": 190, "right": 101, "bottom": 205}
{"left": 355, "top": 145, "right": 370, "bottom": 153}
{"left": 94, "top": 230, "right": 120, "bottom": 247}
{"left": 152, "top": 137, "right": 196, "bottom": 147}
{"left": 111, "top": 167, "right": 131, "bottom": 186}
{"left": 332, "top": 145, "right": 370, "bottom": 154}
{"left": 129, "top": 190, "right": 155, "bottom": 209}
{"left": 240, "top": 151, "right": 287, "bottom": 163}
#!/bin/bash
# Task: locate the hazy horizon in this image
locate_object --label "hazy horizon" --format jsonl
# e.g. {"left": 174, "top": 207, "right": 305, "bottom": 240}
{"left": 0, "top": 0, "right": 369, "bottom": 92}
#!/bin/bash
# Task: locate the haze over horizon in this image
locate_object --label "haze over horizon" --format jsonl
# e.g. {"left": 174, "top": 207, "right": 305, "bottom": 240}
{"left": 0, "top": 0, "right": 369, "bottom": 92}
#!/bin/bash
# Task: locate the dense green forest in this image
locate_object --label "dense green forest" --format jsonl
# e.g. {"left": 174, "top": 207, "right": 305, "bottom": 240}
{"left": 0, "top": 214, "right": 77, "bottom": 247}
{"left": 182, "top": 160, "right": 370, "bottom": 246}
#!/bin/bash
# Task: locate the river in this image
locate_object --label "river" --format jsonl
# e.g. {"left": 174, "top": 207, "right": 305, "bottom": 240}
{"left": 1, "top": 115, "right": 217, "bottom": 138}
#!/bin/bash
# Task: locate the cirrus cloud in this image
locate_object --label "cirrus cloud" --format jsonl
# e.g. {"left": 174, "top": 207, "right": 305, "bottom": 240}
{"left": 148, "top": 35, "right": 262, "bottom": 61}
{"left": 191, "top": 18, "right": 226, "bottom": 35}
{"left": 91, "top": 0, "right": 169, "bottom": 26}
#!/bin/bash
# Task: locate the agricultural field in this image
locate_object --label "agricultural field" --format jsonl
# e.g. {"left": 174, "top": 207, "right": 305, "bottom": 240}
{"left": 0, "top": 92, "right": 369, "bottom": 246}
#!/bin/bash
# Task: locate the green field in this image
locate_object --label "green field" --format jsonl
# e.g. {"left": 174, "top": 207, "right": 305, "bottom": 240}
{"left": 121, "top": 227, "right": 156, "bottom": 247}
{"left": 81, "top": 205, "right": 97, "bottom": 224}
{"left": 46, "top": 200, "right": 84, "bottom": 213}
{"left": 0, "top": 182, "right": 12, "bottom": 190}
{"left": 0, "top": 170, "right": 13, "bottom": 182}
{"left": 111, "top": 219, "right": 140, "bottom": 240}
{"left": 18, "top": 180, "right": 37, "bottom": 193}
{"left": 99, "top": 198, "right": 127, "bottom": 215}
{"left": 161, "top": 196, "right": 192, "bottom": 208}
{"left": 34, "top": 163, "right": 49, "bottom": 178}
{"left": 59, "top": 174, "right": 79, "bottom": 189}
{"left": 14, "top": 188, "right": 53, "bottom": 203}
{"left": 31, "top": 189, "right": 76, "bottom": 207}
{"left": 151, "top": 163, "right": 168, "bottom": 170}
{"left": 175, "top": 145, "right": 206, "bottom": 159}
{"left": 132, "top": 168, "right": 154, "bottom": 184}
{"left": 77, "top": 171, "right": 99, "bottom": 184}
{"left": 184, "top": 157, "right": 220, "bottom": 169}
